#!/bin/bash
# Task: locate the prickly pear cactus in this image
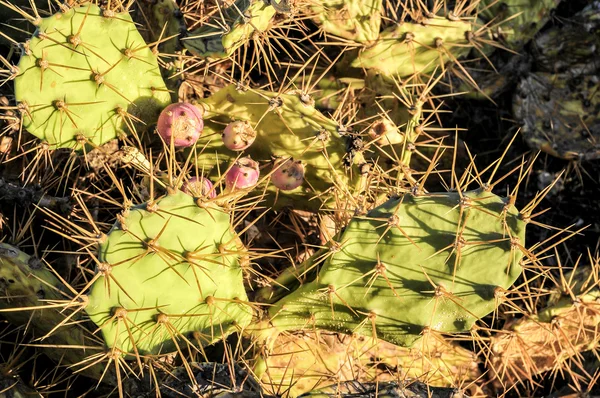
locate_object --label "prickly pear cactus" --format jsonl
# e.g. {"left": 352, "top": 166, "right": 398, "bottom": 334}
{"left": 85, "top": 190, "right": 253, "bottom": 356}
{"left": 514, "top": 72, "right": 600, "bottom": 160}
{"left": 479, "top": 0, "right": 562, "bottom": 50}
{"left": 13, "top": 3, "right": 171, "bottom": 149}
{"left": 254, "top": 331, "right": 480, "bottom": 397}
{"left": 299, "top": 380, "right": 467, "bottom": 398}
{"left": 0, "top": 243, "right": 63, "bottom": 327}
{"left": 193, "top": 84, "right": 367, "bottom": 210}
{"left": 532, "top": 1, "right": 600, "bottom": 74}
{"left": 267, "top": 189, "right": 526, "bottom": 347}
{"left": 0, "top": 243, "right": 109, "bottom": 381}
{"left": 308, "top": 0, "right": 382, "bottom": 43}
{"left": 150, "top": 0, "right": 185, "bottom": 54}
{"left": 350, "top": 16, "right": 474, "bottom": 78}
{"left": 183, "top": 0, "right": 276, "bottom": 59}
{"left": 514, "top": 1, "right": 600, "bottom": 160}
{"left": 489, "top": 266, "right": 600, "bottom": 386}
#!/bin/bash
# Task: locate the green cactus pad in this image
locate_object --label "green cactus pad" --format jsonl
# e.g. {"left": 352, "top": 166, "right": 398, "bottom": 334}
{"left": 479, "top": 0, "right": 561, "bottom": 50}
{"left": 183, "top": 0, "right": 276, "bottom": 59}
{"left": 513, "top": 72, "right": 600, "bottom": 160}
{"left": 350, "top": 16, "right": 474, "bottom": 78}
{"left": 268, "top": 189, "right": 526, "bottom": 347}
{"left": 0, "top": 243, "right": 66, "bottom": 328}
{"left": 193, "top": 84, "right": 365, "bottom": 210}
{"left": 532, "top": 2, "right": 600, "bottom": 74}
{"left": 309, "top": 0, "right": 382, "bottom": 43}
{"left": 86, "top": 190, "right": 253, "bottom": 356}
{"left": 14, "top": 3, "right": 171, "bottom": 149}
{"left": 0, "top": 243, "right": 110, "bottom": 381}
{"left": 151, "top": 0, "right": 185, "bottom": 55}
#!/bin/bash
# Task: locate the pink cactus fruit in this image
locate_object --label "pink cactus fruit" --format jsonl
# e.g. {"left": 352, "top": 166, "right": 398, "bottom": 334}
{"left": 157, "top": 102, "right": 204, "bottom": 147}
{"left": 272, "top": 158, "right": 305, "bottom": 191}
{"left": 182, "top": 176, "right": 217, "bottom": 199}
{"left": 222, "top": 120, "right": 256, "bottom": 151}
{"left": 225, "top": 157, "right": 260, "bottom": 191}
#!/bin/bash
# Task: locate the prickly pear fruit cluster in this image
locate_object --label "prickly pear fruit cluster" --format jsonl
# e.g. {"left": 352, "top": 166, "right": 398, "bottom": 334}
{"left": 183, "top": 0, "right": 276, "bottom": 59}
{"left": 14, "top": 4, "right": 171, "bottom": 149}
{"left": 85, "top": 190, "right": 253, "bottom": 355}
{"left": 194, "top": 84, "right": 365, "bottom": 210}
{"left": 268, "top": 189, "right": 526, "bottom": 347}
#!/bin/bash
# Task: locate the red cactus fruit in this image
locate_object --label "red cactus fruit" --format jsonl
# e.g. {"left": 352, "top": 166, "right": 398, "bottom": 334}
{"left": 271, "top": 158, "right": 305, "bottom": 190}
{"left": 225, "top": 157, "right": 260, "bottom": 191}
{"left": 157, "top": 102, "right": 204, "bottom": 147}
{"left": 182, "top": 176, "right": 217, "bottom": 199}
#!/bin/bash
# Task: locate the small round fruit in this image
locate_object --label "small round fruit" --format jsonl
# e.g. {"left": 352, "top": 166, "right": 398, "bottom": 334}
{"left": 157, "top": 102, "right": 204, "bottom": 147}
{"left": 222, "top": 120, "right": 256, "bottom": 151}
{"left": 225, "top": 157, "right": 260, "bottom": 191}
{"left": 272, "top": 158, "right": 305, "bottom": 190}
{"left": 182, "top": 177, "right": 217, "bottom": 199}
